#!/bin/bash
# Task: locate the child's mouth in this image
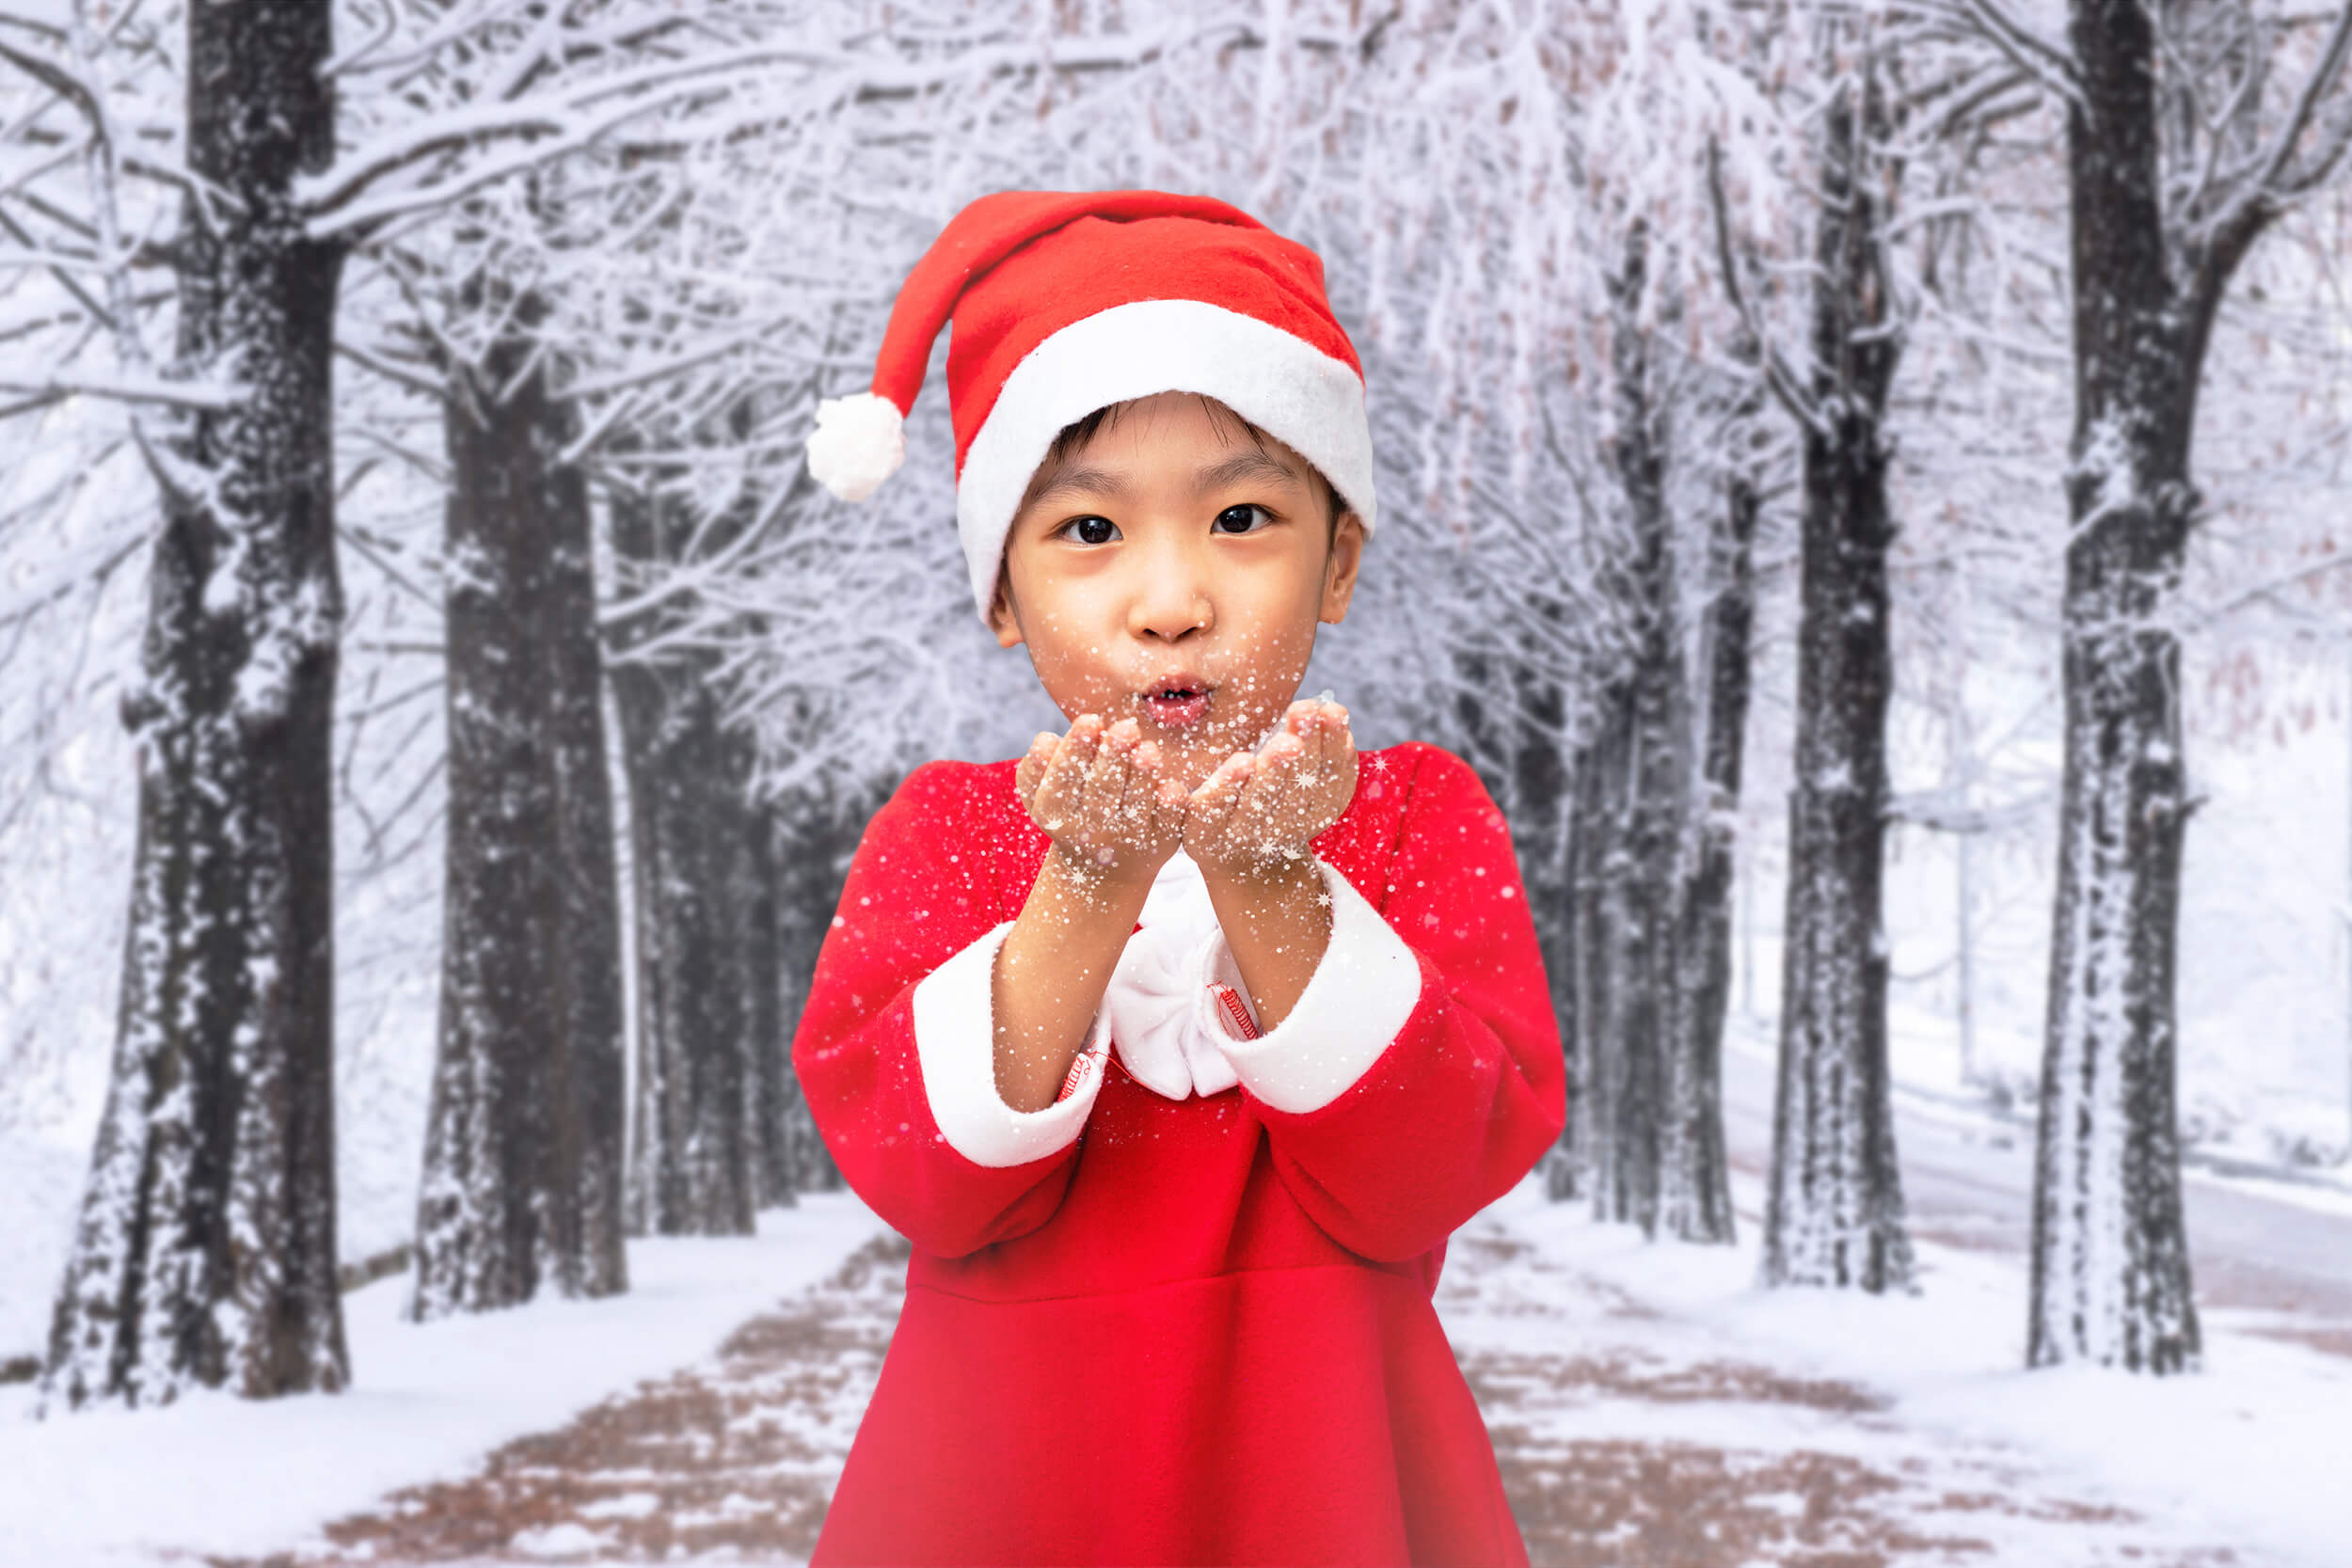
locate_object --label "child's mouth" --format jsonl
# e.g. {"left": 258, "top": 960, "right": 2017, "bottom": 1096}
{"left": 1140, "top": 684, "right": 1212, "bottom": 729}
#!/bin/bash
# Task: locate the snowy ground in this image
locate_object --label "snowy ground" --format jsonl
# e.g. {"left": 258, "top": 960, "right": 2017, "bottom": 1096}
{"left": 0, "top": 1129, "right": 86, "bottom": 1365}
{"left": 0, "top": 1194, "right": 884, "bottom": 1568}
{"left": 5, "top": 1171, "right": 2338, "bottom": 1567}
{"left": 5, "top": 1006, "right": 2343, "bottom": 1566}
{"left": 1470, "top": 1178, "right": 2343, "bottom": 1567}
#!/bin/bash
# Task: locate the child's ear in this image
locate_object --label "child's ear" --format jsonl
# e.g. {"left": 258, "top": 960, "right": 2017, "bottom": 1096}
{"left": 988, "top": 571, "right": 1025, "bottom": 649}
{"left": 1319, "top": 513, "right": 1365, "bottom": 625}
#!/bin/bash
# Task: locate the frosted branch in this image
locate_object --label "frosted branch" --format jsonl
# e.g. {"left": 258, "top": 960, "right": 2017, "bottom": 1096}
{"left": 0, "top": 371, "right": 238, "bottom": 409}
{"left": 1706, "top": 138, "right": 1827, "bottom": 436}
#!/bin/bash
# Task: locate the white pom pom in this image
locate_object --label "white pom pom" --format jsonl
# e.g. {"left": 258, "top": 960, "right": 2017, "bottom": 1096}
{"left": 806, "top": 392, "right": 906, "bottom": 502}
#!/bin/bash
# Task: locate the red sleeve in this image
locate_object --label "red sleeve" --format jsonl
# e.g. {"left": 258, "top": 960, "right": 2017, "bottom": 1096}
{"left": 1237, "top": 743, "right": 1567, "bottom": 1261}
{"left": 789, "top": 763, "right": 1108, "bottom": 1259}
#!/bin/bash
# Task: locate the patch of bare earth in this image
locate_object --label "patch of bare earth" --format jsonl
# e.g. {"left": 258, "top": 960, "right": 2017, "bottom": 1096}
{"left": 214, "top": 1234, "right": 911, "bottom": 1567}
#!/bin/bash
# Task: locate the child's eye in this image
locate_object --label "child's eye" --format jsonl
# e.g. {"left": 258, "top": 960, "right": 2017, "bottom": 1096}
{"left": 1214, "top": 504, "right": 1271, "bottom": 535}
{"left": 1055, "top": 515, "right": 1120, "bottom": 546}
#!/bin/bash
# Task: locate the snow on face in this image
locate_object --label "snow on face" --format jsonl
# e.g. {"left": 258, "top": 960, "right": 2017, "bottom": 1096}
{"left": 988, "top": 392, "right": 1363, "bottom": 793}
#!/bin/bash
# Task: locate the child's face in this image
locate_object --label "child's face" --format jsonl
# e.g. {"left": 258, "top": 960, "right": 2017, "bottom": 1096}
{"left": 988, "top": 391, "right": 1365, "bottom": 794}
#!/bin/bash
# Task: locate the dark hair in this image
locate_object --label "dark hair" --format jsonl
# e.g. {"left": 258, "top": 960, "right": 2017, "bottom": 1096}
{"left": 1040, "top": 394, "right": 1345, "bottom": 546}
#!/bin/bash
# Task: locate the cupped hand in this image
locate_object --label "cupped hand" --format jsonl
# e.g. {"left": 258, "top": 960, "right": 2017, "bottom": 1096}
{"left": 1183, "top": 699, "right": 1358, "bottom": 882}
{"left": 1015, "top": 713, "right": 1188, "bottom": 886}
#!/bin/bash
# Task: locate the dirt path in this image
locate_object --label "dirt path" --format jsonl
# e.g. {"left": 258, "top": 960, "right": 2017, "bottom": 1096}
{"left": 1437, "top": 1223, "right": 2243, "bottom": 1568}
{"left": 218, "top": 1237, "right": 908, "bottom": 1567}
{"left": 222, "top": 1214, "right": 2255, "bottom": 1568}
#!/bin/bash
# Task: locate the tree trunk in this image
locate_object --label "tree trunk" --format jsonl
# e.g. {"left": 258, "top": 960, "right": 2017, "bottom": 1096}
{"left": 1583, "top": 225, "right": 1686, "bottom": 1239}
{"left": 608, "top": 485, "right": 759, "bottom": 1238}
{"left": 550, "top": 401, "right": 631, "bottom": 1294}
{"left": 1761, "top": 61, "right": 1914, "bottom": 1291}
{"left": 2026, "top": 0, "right": 2242, "bottom": 1373}
{"left": 410, "top": 327, "right": 628, "bottom": 1318}
{"left": 42, "top": 3, "right": 348, "bottom": 1409}
{"left": 1564, "top": 724, "right": 1618, "bottom": 1215}
{"left": 1588, "top": 696, "right": 1669, "bottom": 1237}
{"left": 1450, "top": 640, "right": 1579, "bottom": 1202}
{"left": 1547, "top": 749, "right": 1595, "bottom": 1203}
{"left": 1504, "top": 664, "right": 1579, "bottom": 1205}
{"left": 772, "top": 786, "right": 874, "bottom": 1193}
{"left": 739, "top": 785, "right": 795, "bottom": 1211}
{"left": 1658, "top": 469, "right": 1758, "bottom": 1245}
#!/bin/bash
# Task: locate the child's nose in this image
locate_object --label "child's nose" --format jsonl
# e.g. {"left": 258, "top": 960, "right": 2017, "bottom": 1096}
{"left": 1128, "top": 576, "right": 1212, "bottom": 642}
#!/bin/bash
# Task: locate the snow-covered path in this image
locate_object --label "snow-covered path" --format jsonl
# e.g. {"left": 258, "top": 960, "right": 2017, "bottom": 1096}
{"left": 1451, "top": 1190, "right": 2303, "bottom": 1567}
{"left": 124, "top": 1175, "right": 2326, "bottom": 1568}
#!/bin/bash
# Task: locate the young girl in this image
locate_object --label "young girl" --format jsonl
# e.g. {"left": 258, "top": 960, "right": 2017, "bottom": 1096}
{"left": 791, "top": 190, "right": 1565, "bottom": 1567}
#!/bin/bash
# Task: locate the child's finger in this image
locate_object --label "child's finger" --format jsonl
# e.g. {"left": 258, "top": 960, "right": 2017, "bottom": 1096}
{"left": 1186, "top": 751, "right": 1254, "bottom": 837}
{"left": 1325, "top": 713, "right": 1359, "bottom": 804}
{"left": 1016, "top": 731, "right": 1056, "bottom": 802}
{"left": 1127, "top": 740, "right": 1185, "bottom": 837}
{"left": 1234, "top": 733, "right": 1303, "bottom": 852}
{"left": 1034, "top": 718, "right": 1101, "bottom": 831}
{"left": 1082, "top": 718, "right": 1143, "bottom": 847}
{"left": 1292, "top": 706, "right": 1332, "bottom": 789}
{"left": 1127, "top": 736, "right": 1180, "bottom": 842}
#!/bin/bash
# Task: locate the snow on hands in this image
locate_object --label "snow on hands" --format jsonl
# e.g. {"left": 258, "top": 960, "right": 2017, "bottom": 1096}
{"left": 1014, "top": 699, "right": 1357, "bottom": 885}
{"left": 1184, "top": 699, "right": 1357, "bottom": 882}
{"left": 1015, "top": 713, "right": 1187, "bottom": 883}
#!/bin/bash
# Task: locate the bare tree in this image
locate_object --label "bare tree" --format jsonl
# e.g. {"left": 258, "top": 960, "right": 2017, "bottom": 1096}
{"left": 16, "top": 0, "right": 353, "bottom": 1410}
{"left": 1713, "top": 12, "right": 1927, "bottom": 1291}
{"left": 2010, "top": 0, "right": 2352, "bottom": 1372}
{"left": 408, "top": 293, "right": 628, "bottom": 1316}
{"left": 4, "top": 0, "right": 823, "bottom": 1399}
{"left": 1661, "top": 366, "right": 1770, "bottom": 1246}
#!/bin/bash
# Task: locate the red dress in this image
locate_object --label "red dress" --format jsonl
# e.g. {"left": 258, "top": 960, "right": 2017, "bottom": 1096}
{"left": 792, "top": 741, "right": 1565, "bottom": 1566}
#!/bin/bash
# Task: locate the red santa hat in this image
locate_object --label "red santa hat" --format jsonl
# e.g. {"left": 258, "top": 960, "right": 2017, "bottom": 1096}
{"left": 805, "top": 190, "right": 1378, "bottom": 621}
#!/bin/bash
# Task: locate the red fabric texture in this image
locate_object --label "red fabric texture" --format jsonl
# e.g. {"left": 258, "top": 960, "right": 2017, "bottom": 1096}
{"left": 861, "top": 188, "right": 1363, "bottom": 470}
{"left": 791, "top": 742, "right": 1565, "bottom": 1567}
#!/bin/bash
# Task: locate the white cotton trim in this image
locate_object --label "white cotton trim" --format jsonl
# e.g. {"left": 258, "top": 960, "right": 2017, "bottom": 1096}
{"left": 911, "top": 921, "right": 1108, "bottom": 1168}
{"left": 1201, "top": 857, "right": 1422, "bottom": 1115}
{"left": 953, "top": 299, "right": 1378, "bottom": 619}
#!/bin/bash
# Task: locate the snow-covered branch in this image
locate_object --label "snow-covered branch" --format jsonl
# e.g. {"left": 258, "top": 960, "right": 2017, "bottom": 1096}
{"left": 0, "top": 370, "right": 236, "bottom": 411}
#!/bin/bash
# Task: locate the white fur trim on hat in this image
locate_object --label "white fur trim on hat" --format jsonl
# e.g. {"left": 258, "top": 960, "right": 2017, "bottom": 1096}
{"left": 806, "top": 391, "right": 907, "bottom": 502}
{"left": 954, "top": 299, "right": 1377, "bottom": 619}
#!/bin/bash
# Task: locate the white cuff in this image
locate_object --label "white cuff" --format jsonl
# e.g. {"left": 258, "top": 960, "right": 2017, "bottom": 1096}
{"left": 1201, "top": 858, "right": 1423, "bottom": 1114}
{"left": 911, "top": 922, "right": 1109, "bottom": 1168}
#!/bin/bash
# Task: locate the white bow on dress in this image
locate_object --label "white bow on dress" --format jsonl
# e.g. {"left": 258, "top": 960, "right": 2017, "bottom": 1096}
{"left": 1100, "top": 849, "right": 1252, "bottom": 1100}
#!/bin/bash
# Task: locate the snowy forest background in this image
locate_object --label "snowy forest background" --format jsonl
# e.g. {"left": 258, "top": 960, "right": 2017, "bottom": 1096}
{"left": 2, "top": 0, "right": 2350, "bottom": 1422}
